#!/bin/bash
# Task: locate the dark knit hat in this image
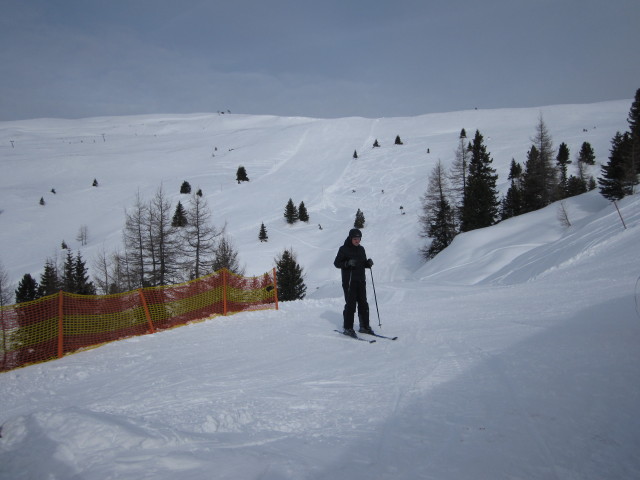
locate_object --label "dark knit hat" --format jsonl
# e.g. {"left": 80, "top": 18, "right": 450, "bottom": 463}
{"left": 349, "top": 228, "right": 362, "bottom": 239}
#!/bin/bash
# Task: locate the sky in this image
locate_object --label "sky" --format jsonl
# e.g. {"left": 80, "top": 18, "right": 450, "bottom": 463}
{"left": 1, "top": 0, "right": 639, "bottom": 121}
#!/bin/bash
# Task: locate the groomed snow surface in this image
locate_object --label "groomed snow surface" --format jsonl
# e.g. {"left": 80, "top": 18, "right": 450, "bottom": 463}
{"left": 1, "top": 102, "right": 639, "bottom": 479}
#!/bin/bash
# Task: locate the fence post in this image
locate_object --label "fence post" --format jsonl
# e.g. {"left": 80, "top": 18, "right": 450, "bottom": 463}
{"left": 57, "top": 290, "right": 64, "bottom": 358}
{"left": 138, "top": 289, "right": 156, "bottom": 334}
{"left": 223, "top": 269, "right": 228, "bottom": 315}
{"left": 272, "top": 267, "right": 279, "bottom": 310}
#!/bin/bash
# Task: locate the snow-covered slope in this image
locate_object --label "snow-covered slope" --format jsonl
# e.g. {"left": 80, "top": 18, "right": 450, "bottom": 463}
{"left": 1, "top": 102, "right": 639, "bottom": 479}
{"left": 0, "top": 100, "right": 631, "bottom": 289}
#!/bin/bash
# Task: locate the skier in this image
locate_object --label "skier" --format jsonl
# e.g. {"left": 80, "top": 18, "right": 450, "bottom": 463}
{"left": 334, "top": 228, "right": 374, "bottom": 337}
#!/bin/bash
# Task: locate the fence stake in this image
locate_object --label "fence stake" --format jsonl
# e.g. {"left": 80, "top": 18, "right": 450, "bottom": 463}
{"left": 57, "top": 290, "right": 64, "bottom": 358}
{"left": 272, "top": 267, "right": 279, "bottom": 310}
{"left": 223, "top": 269, "right": 228, "bottom": 315}
{"left": 138, "top": 289, "right": 156, "bottom": 334}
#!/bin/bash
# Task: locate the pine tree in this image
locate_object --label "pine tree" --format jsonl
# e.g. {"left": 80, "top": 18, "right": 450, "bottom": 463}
{"left": 373, "top": 139, "right": 380, "bottom": 148}
{"left": 172, "top": 201, "right": 188, "bottom": 227}
{"left": 74, "top": 251, "right": 96, "bottom": 295}
{"left": 598, "top": 131, "right": 635, "bottom": 201}
{"left": 61, "top": 249, "right": 77, "bottom": 293}
{"left": 92, "top": 178, "right": 99, "bottom": 187}
{"left": 522, "top": 146, "right": 546, "bottom": 212}
{"left": 566, "top": 174, "right": 588, "bottom": 197}
{"left": 354, "top": 209, "right": 365, "bottom": 228}
{"left": 39, "top": 197, "right": 45, "bottom": 206}
{"left": 258, "top": 222, "right": 268, "bottom": 242}
{"left": 180, "top": 180, "right": 192, "bottom": 194}
{"left": 15, "top": 273, "right": 39, "bottom": 303}
{"left": 236, "top": 166, "right": 249, "bottom": 183}
{"left": 298, "top": 201, "right": 309, "bottom": 222}
{"left": 37, "top": 259, "right": 59, "bottom": 297}
{"left": 556, "top": 142, "right": 571, "bottom": 199}
{"left": 577, "top": 142, "right": 596, "bottom": 165}
{"left": 419, "top": 160, "right": 457, "bottom": 259}
{"left": 501, "top": 159, "right": 525, "bottom": 220}
{"left": 394, "top": 135, "right": 403, "bottom": 145}
{"left": 459, "top": 130, "right": 499, "bottom": 232}
{"left": 627, "top": 88, "right": 640, "bottom": 178}
{"left": 275, "top": 248, "right": 306, "bottom": 301}
{"left": 284, "top": 198, "right": 298, "bottom": 224}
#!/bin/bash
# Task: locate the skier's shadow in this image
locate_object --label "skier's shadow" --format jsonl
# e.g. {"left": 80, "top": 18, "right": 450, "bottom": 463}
{"left": 320, "top": 310, "right": 342, "bottom": 329}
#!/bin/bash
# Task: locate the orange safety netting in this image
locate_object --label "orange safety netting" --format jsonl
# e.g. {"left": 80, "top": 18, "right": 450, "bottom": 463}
{"left": 0, "top": 268, "right": 278, "bottom": 372}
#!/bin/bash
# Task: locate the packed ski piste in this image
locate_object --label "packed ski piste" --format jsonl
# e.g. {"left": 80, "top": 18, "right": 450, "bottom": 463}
{"left": 1, "top": 101, "right": 639, "bottom": 479}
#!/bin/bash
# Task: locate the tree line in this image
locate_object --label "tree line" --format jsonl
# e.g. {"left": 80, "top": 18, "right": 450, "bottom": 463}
{"left": 2, "top": 179, "right": 308, "bottom": 304}
{"left": 420, "top": 87, "right": 640, "bottom": 260}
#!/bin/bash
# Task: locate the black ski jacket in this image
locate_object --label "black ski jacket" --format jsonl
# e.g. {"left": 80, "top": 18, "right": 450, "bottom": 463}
{"left": 334, "top": 237, "right": 368, "bottom": 285}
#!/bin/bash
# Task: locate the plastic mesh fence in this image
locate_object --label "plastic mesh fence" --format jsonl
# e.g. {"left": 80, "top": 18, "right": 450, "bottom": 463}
{"left": 1, "top": 268, "right": 277, "bottom": 372}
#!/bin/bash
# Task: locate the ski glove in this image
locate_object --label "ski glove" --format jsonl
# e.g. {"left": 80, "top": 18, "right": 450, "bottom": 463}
{"left": 365, "top": 258, "right": 374, "bottom": 268}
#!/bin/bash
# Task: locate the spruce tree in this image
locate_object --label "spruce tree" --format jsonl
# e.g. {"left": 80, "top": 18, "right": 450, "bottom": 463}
{"left": 501, "top": 159, "right": 525, "bottom": 220}
{"left": 394, "top": 135, "right": 403, "bottom": 145}
{"left": 274, "top": 248, "right": 306, "bottom": 301}
{"left": 172, "top": 201, "right": 188, "bottom": 227}
{"left": 556, "top": 142, "right": 571, "bottom": 199}
{"left": 354, "top": 209, "right": 365, "bottom": 228}
{"left": 15, "top": 274, "right": 39, "bottom": 303}
{"left": 258, "top": 222, "right": 268, "bottom": 242}
{"left": 353, "top": 150, "right": 358, "bottom": 159}
{"left": 627, "top": 88, "right": 640, "bottom": 178}
{"left": 180, "top": 181, "right": 192, "bottom": 194}
{"left": 373, "top": 139, "right": 380, "bottom": 147}
{"left": 522, "top": 146, "right": 546, "bottom": 212}
{"left": 61, "top": 249, "right": 77, "bottom": 293}
{"left": 298, "top": 201, "right": 309, "bottom": 222}
{"left": 577, "top": 142, "right": 596, "bottom": 165}
{"left": 460, "top": 130, "right": 499, "bottom": 232}
{"left": 74, "top": 251, "right": 96, "bottom": 295}
{"left": 284, "top": 198, "right": 298, "bottom": 224}
{"left": 566, "top": 175, "right": 588, "bottom": 197}
{"left": 38, "top": 259, "right": 59, "bottom": 297}
{"left": 598, "top": 131, "right": 635, "bottom": 201}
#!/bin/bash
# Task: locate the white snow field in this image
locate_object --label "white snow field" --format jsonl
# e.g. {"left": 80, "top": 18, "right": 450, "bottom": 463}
{"left": 1, "top": 100, "right": 639, "bottom": 479}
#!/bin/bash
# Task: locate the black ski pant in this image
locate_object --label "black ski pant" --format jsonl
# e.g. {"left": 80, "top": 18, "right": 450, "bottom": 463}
{"left": 342, "top": 279, "right": 370, "bottom": 330}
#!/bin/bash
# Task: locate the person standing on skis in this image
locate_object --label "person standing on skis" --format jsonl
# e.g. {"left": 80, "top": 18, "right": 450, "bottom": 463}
{"left": 333, "top": 228, "right": 374, "bottom": 337}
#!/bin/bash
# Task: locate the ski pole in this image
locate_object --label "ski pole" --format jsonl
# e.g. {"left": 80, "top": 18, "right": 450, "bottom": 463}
{"left": 369, "top": 268, "right": 381, "bottom": 327}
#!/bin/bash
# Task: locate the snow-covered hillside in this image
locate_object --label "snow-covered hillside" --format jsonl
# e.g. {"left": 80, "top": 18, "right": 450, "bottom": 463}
{"left": 0, "top": 100, "right": 632, "bottom": 290}
{"left": 1, "top": 102, "right": 639, "bottom": 479}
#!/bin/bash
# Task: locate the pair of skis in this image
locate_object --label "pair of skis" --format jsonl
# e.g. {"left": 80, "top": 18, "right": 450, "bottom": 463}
{"left": 333, "top": 329, "right": 398, "bottom": 343}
